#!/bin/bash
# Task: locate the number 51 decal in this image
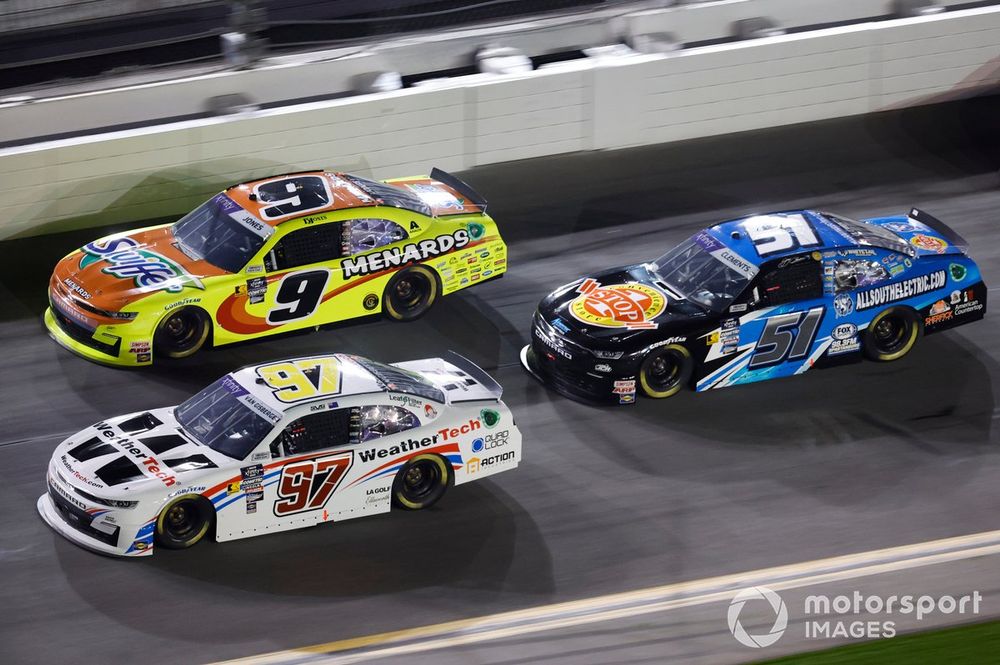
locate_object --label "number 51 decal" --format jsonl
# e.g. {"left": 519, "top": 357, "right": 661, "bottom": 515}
{"left": 274, "top": 452, "right": 353, "bottom": 516}
{"left": 749, "top": 307, "right": 824, "bottom": 369}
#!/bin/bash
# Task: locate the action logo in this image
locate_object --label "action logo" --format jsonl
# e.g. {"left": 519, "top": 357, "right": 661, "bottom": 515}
{"left": 80, "top": 237, "right": 205, "bottom": 294}
{"left": 570, "top": 278, "right": 666, "bottom": 330}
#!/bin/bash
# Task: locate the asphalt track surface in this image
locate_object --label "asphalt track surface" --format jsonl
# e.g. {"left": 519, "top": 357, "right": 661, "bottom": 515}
{"left": 1, "top": 96, "right": 999, "bottom": 664}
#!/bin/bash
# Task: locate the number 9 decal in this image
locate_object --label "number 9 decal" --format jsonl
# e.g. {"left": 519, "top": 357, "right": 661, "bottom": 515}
{"left": 267, "top": 269, "right": 330, "bottom": 324}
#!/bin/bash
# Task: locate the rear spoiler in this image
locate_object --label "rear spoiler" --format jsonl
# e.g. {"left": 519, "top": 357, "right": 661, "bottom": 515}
{"left": 909, "top": 208, "right": 968, "bottom": 251}
{"left": 443, "top": 351, "right": 503, "bottom": 401}
{"left": 430, "top": 167, "right": 488, "bottom": 212}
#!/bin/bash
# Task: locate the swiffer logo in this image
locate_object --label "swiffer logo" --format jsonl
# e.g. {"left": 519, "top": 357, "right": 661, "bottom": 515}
{"left": 855, "top": 270, "right": 946, "bottom": 311}
{"left": 340, "top": 230, "right": 470, "bottom": 278}
{"left": 80, "top": 237, "right": 204, "bottom": 293}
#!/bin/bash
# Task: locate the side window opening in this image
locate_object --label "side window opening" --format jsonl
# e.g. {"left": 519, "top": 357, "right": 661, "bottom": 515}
{"left": 358, "top": 405, "right": 420, "bottom": 443}
{"left": 273, "top": 408, "right": 359, "bottom": 457}
{"left": 832, "top": 258, "right": 889, "bottom": 293}
{"left": 265, "top": 223, "right": 343, "bottom": 271}
{"left": 343, "top": 219, "right": 408, "bottom": 256}
{"left": 759, "top": 256, "right": 823, "bottom": 306}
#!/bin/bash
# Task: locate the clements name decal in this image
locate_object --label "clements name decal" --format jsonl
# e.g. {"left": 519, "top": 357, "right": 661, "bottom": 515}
{"left": 340, "top": 230, "right": 470, "bottom": 279}
{"left": 856, "top": 270, "right": 946, "bottom": 311}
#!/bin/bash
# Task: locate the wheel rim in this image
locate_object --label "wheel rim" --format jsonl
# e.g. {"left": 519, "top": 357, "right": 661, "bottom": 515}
{"left": 402, "top": 460, "right": 438, "bottom": 500}
{"left": 393, "top": 273, "right": 430, "bottom": 313}
{"left": 161, "top": 310, "right": 202, "bottom": 352}
{"left": 873, "top": 315, "right": 907, "bottom": 354}
{"left": 164, "top": 502, "right": 199, "bottom": 540}
{"left": 646, "top": 352, "right": 681, "bottom": 392}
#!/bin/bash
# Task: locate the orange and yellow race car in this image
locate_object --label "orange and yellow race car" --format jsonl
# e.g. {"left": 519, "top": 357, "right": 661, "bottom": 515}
{"left": 45, "top": 168, "right": 507, "bottom": 366}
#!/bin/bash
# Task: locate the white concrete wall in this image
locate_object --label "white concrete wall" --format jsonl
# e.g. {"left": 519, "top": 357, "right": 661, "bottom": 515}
{"left": 1, "top": 5, "right": 998, "bottom": 240}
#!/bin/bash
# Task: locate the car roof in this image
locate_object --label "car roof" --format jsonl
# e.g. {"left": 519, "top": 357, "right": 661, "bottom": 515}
{"left": 222, "top": 170, "right": 483, "bottom": 227}
{"left": 704, "top": 210, "right": 891, "bottom": 266}
{"left": 228, "top": 353, "right": 383, "bottom": 413}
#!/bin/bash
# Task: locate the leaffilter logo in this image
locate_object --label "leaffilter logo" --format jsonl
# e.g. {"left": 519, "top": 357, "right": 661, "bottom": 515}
{"left": 728, "top": 586, "right": 788, "bottom": 648}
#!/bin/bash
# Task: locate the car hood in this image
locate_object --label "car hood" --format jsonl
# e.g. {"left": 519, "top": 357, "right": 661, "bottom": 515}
{"left": 538, "top": 265, "right": 711, "bottom": 345}
{"left": 51, "top": 408, "right": 232, "bottom": 495}
{"left": 50, "top": 226, "right": 222, "bottom": 311}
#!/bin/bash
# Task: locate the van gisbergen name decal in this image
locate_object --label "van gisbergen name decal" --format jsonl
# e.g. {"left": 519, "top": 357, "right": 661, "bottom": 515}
{"left": 340, "top": 230, "right": 470, "bottom": 279}
{"left": 80, "top": 237, "right": 205, "bottom": 293}
{"left": 855, "top": 270, "right": 946, "bottom": 311}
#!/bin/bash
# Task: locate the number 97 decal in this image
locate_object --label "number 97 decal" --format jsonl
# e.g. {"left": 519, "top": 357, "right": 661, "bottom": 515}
{"left": 274, "top": 452, "right": 353, "bottom": 516}
{"left": 267, "top": 269, "right": 330, "bottom": 325}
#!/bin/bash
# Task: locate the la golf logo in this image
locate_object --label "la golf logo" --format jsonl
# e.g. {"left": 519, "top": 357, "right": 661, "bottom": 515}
{"left": 728, "top": 586, "right": 788, "bottom": 648}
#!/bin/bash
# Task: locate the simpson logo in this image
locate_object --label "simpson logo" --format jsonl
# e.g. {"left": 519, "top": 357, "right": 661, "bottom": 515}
{"left": 340, "top": 230, "right": 470, "bottom": 278}
{"left": 855, "top": 270, "right": 946, "bottom": 311}
{"left": 570, "top": 279, "right": 666, "bottom": 330}
{"left": 80, "top": 237, "right": 204, "bottom": 294}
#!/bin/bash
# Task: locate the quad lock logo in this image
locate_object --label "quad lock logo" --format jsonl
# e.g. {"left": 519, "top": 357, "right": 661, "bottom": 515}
{"left": 80, "top": 237, "right": 204, "bottom": 293}
{"left": 570, "top": 278, "right": 666, "bottom": 330}
{"left": 471, "top": 430, "right": 510, "bottom": 454}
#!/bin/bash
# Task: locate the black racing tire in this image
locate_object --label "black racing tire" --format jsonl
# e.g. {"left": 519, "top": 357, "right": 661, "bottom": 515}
{"left": 638, "top": 344, "right": 693, "bottom": 399}
{"left": 383, "top": 266, "right": 439, "bottom": 322}
{"left": 154, "top": 495, "right": 214, "bottom": 550}
{"left": 863, "top": 307, "right": 921, "bottom": 362}
{"left": 154, "top": 307, "right": 210, "bottom": 359}
{"left": 392, "top": 454, "right": 451, "bottom": 510}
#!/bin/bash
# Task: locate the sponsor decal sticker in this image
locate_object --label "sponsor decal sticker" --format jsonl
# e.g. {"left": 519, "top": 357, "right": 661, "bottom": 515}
{"left": 834, "top": 293, "right": 854, "bottom": 317}
{"left": 362, "top": 293, "right": 379, "bottom": 311}
{"left": 884, "top": 222, "right": 914, "bottom": 233}
{"left": 831, "top": 323, "right": 857, "bottom": 341}
{"left": 80, "top": 237, "right": 205, "bottom": 294}
{"left": 480, "top": 409, "right": 501, "bottom": 429}
{"left": 570, "top": 278, "right": 666, "bottom": 330}
{"left": 855, "top": 270, "right": 946, "bottom": 311}
{"left": 909, "top": 234, "right": 948, "bottom": 254}
{"left": 246, "top": 277, "right": 267, "bottom": 304}
{"left": 949, "top": 263, "right": 967, "bottom": 282}
{"left": 340, "top": 230, "right": 470, "bottom": 279}
{"left": 467, "top": 222, "right": 486, "bottom": 240}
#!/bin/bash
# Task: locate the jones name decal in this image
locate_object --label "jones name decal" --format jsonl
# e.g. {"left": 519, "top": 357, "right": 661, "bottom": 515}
{"left": 80, "top": 237, "right": 204, "bottom": 293}
{"left": 340, "top": 230, "right": 470, "bottom": 279}
{"left": 855, "top": 270, "right": 946, "bottom": 311}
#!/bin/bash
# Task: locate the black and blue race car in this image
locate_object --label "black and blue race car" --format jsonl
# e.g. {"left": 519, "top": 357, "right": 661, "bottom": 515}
{"left": 521, "top": 209, "right": 986, "bottom": 404}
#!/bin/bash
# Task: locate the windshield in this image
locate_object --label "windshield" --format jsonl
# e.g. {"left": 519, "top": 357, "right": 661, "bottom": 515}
{"left": 347, "top": 356, "right": 445, "bottom": 403}
{"left": 172, "top": 194, "right": 271, "bottom": 273}
{"left": 652, "top": 233, "right": 752, "bottom": 312}
{"left": 174, "top": 376, "right": 276, "bottom": 460}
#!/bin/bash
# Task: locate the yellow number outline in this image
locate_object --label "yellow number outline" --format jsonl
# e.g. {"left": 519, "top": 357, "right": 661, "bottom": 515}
{"left": 255, "top": 357, "right": 342, "bottom": 403}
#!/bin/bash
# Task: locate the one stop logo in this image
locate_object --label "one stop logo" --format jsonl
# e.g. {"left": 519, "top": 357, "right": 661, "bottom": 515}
{"left": 570, "top": 278, "right": 666, "bottom": 329}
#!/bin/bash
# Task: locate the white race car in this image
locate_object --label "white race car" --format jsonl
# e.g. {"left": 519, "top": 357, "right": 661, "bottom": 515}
{"left": 38, "top": 352, "right": 521, "bottom": 557}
